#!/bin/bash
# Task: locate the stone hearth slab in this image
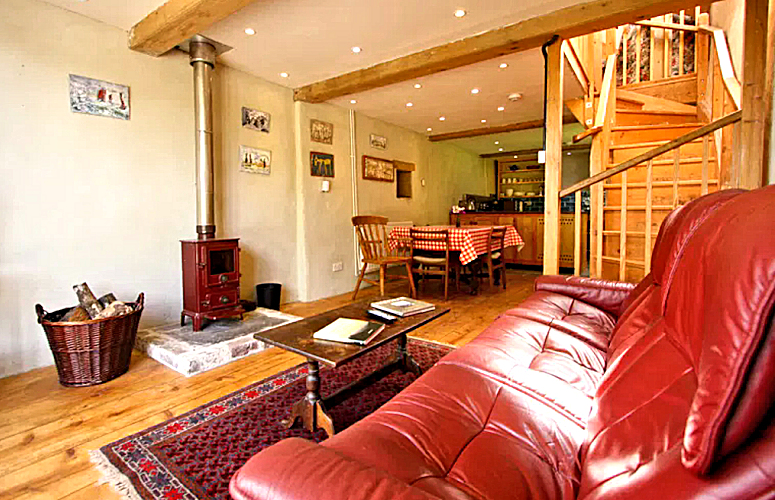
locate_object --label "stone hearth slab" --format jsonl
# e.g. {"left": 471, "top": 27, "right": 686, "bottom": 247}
{"left": 135, "top": 308, "right": 301, "bottom": 377}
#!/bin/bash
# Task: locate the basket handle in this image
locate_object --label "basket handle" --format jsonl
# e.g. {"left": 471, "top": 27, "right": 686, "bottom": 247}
{"left": 135, "top": 292, "right": 145, "bottom": 310}
{"left": 35, "top": 304, "right": 48, "bottom": 324}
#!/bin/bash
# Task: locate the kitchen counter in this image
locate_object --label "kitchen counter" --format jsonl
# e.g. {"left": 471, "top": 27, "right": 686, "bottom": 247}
{"left": 449, "top": 212, "right": 589, "bottom": 269}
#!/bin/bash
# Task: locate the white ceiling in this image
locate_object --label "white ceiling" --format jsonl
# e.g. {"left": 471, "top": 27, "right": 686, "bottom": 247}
{"left": 42, "top": 0, "right": 587, "bottom": 155}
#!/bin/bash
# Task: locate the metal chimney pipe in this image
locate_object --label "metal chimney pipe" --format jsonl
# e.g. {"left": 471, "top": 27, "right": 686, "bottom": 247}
{"left": 190, "top": 39, "right": 216, "bottom": 240}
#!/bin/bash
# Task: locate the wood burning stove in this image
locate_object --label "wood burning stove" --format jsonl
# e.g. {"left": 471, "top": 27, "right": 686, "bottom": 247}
{"left": 181, "top": 238, "right": 244, "bottom": 331}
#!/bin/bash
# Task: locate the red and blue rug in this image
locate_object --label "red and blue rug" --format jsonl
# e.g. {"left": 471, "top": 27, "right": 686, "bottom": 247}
{"left": 92, "top": 338, "right": 453, "bottom": 500}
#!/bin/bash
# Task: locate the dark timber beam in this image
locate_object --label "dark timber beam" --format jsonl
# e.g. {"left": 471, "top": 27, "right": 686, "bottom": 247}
{"left": 129, "top": 0, "right": 257, "bottom": 57}
{"left": 293, "top": 0, "right": 714, "bottom": 103}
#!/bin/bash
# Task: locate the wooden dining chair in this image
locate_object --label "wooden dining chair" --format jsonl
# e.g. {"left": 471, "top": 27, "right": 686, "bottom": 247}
{"left": 409, "top": 228, "right": 459, "bottom": 301}
{"left": 352, "top": 216, "right": 416, "bottom": 300}
{"left": 483, "top": 226, "right": 508, "bottom": 289}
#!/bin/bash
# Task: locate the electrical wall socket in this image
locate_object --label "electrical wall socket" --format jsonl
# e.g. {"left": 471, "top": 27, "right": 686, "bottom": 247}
{"left": 332, "top": 261, "right": 343, "bottom": 272}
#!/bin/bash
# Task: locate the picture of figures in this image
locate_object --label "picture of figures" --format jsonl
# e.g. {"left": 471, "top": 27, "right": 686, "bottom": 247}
{"left": 310, "top": 119, "right": 334, "bottom": 145}
{"left": 369, "top": 134, "right": 387, "bottom": 150}
{"left": 310, "top": 152, "right": 334, "bottom": 177}
{"left": 242, "top": 107, "right": 271, "bottom": 133}
{"left": 69, "top": 74, "right": 130, "bottom": 120}
{"left": 362, "top": 156, "right": 394, "bottom": 182}
{"left": 240, "top": 145, "right": 271, "bottom": 175}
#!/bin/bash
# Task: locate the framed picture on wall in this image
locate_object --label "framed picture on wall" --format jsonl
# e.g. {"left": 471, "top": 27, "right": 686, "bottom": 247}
{"left": 240, "top": 145, "right": 271, "bottom": 175}
{"left": 310, "top": 151, "right": 334, "bottom": 177}
{"left": 362, "top": 155, "right": 394, "bottom": 182}
{"left": 242, "top": 107, "right": 271, "bottom": 133}
{"left": 369, "top": 134, "right": 387, "bottom": 150}
{"left": 68, "top": 74, "right": 130, "bottom": 120}
{"left": 310, "top": 119, "right": 334, "bottom": 144}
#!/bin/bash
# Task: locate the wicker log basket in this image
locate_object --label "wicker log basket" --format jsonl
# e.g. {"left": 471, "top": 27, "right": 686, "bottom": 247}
{"left": 35, "top": 293, "right": 144, "bottom": 387}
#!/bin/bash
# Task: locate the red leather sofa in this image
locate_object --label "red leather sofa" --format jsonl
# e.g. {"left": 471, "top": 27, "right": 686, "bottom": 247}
{"left": 231, "top": 186, "right": 775, "bottom": 500}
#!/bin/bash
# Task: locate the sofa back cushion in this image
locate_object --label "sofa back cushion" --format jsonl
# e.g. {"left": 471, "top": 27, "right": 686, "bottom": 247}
{"left": 579, "top": 186, "right": 775, "bottom": 497}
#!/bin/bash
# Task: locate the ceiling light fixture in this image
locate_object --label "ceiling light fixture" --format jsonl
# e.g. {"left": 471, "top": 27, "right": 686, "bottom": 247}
{"left": 350, "top": 99, "right": 357, "bottom": 104}
{"left": 406, "top": 102, "right": 413, "bottom": 107}
{"left": 499, "top": 63, "right": 508, "bottom": 69}
{"left": 513, "top": 155, "right": 518, "bottom": 159}
{"left": 454, "top": 9, "right": 467, "bottom": 18}
{"left": 279, "top": 72, "right": 289, "bottom": 78}
{"left": 494, "top": 141, "right": 499, "bottom": 145}
{"left": 498, "top": 148, "right": 504, "bottom": 152}
{"left": 497, "top": 106, "right": 505, "bottom": 111}
{"left": 427, "top": 127, "right": 432, "bottom": 132}
{"left": 508, "top": 92, "right": 522, "bottom": 101}
{"left": 439, "top": 116, "right": 446, "bottom": 121}
{"left": 481, "top": 119, "right": 487, "bottom": 123}
{"left": 414, "top": 83, "right": 422, "bottom": 89}
{"left": 351, "top": 46, "right": 362, "bottom": 54}
{"left": 471, "top": 88, "right": 480, "bottom": 94}
{"left": 244, "top": 28, "right": 256, "bottom": 35}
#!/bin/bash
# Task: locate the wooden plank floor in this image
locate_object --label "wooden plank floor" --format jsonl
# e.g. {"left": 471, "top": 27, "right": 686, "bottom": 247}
{"left": 0, "top": 269, "right": 539, "bottom": 500}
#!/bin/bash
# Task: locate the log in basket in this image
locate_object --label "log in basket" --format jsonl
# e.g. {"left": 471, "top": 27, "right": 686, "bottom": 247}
{"left": 35, "top": 293, "right": 144, "bottom": 387}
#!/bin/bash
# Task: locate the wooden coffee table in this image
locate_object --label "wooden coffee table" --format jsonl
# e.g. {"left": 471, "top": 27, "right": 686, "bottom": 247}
{"left": 253, "top": 298, "right": 449, "bottom": 437}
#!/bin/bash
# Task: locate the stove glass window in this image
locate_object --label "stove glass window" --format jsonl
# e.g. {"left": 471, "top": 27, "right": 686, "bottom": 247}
{"left": 209, "top": 249, "right": 234, "bottom": 275}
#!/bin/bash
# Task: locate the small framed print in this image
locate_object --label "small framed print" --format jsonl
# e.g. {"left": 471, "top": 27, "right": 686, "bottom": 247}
{"left": 240, "top": 145, "right": 271, "bottom": 174}
{"left": 362, "top": 155, "right": 394, "bottom": 182}
{"left": 310, "top": 151, "right": 334, "bottom": 177}
{"left": 369, "top": 134, "right": 387, "bottom": 150}
{"left": 310, "top": 119, "right": 333, "bottom": 144}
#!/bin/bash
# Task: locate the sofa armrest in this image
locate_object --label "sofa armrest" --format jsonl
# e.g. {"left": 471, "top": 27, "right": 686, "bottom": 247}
{"left": 230, "top": 438, "right": 437, "bottom": 500}
{"left": 535, "top": 275, "right": 635, "bottom": 318}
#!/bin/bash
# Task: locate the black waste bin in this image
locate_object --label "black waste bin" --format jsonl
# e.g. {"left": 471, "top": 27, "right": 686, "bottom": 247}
{"left": 255, "top": 283, "right": 282, "bottom": 310}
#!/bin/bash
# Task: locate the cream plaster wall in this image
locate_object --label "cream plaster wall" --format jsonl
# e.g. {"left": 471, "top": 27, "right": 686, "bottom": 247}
{"left": 711, "top": 0, "right": 745, "bottom": 78}
{"left": 0, "top": 0, "right": 195, "bottom": 376}
{"left": 212, "top": 65, "right": 299, "bottom": 304}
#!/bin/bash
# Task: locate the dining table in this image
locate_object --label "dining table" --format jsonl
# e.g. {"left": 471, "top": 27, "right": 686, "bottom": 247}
{"left": 388, "top": 225, "right": 525, "bottom": 294}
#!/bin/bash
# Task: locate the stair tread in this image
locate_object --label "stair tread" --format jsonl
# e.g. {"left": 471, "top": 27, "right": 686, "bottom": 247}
{"left": 610, "top": 138, "right": 706, "bottom": 149}
{"left": 612, "top": 123, "right": 704, "bottom": 131}
{"left": 616, "top": 109, "right": 697, "bottom": 116}
{"left": 604, "top": 180, "right": 719, "bottom": 188}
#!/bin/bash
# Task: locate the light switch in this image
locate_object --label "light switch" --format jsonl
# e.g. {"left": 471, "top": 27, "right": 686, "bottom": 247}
{"left": 321, "top": 180, "right": 331, "bottom": 192}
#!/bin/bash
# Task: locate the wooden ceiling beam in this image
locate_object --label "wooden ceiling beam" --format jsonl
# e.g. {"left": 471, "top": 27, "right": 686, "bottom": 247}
{"left": 129, "top": 0, "right": 258, "bottom": 57}
{"left": 293, "top": 0, "right": 714, "bottom": 103}
{"left": 429, "top": 116, "right": 578, "bottom": 142}
{"left": 480, "top": 144, "right": 590, "bottom": 159}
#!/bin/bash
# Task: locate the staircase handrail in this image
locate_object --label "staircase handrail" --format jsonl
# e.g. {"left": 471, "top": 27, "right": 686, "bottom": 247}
{"left": 700, "top": 25, "right": 741, "bottom": 109}
{"left": 560, "top": 110, "right": 741, "bottom": 197}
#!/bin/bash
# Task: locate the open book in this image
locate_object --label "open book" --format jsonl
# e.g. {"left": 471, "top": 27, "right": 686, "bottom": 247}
{"left": 370, "top": 297, "right": 435, "bottom": 317}
{"left": 313, "top": 318, "right": 385, "bottom": 346}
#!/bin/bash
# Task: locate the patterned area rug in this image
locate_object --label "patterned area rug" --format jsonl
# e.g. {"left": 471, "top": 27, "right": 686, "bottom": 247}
{"left": 92, "top": 338, "right": 453, "bottom": 500}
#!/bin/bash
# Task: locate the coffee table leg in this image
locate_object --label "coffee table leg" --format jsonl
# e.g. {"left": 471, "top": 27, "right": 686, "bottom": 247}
{"left": 283, "top": 360, "right": 335, "bottom": 437}
{"left": 397, "top": 334, "right": 423, "bottom": 377}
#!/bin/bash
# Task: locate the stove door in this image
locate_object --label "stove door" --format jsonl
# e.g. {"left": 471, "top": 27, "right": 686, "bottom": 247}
{"left": 201, "top": 243, "right": 240, "bottom": 287}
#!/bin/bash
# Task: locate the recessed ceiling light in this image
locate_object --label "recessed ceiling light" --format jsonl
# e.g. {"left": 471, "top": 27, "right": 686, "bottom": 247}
{"left": 352, "top": 46, "right": 362, "bottom": 54}
{"left": 494, "top": 141, "right": 499, "bottom": 145}
{"left": 406, "top": 102, "right": 413, "bottom": 107}
{"left": 427, "top": 127, "right": 433, "bottom": 132}
{"left": 513, "top": 155, "right": 518, "bottom": 159}
{"left": 471, "top": 88, "right": 480, "bottom": 94}
{"left": 481, "top": 119, "right": 487, "bottom": 123}
{"left": 508, "top": 92, "right": 522, "bottom": 101}
{"left": 439, "top": 116, "right": 446, "bottom": 121}
{"left": 454, "top": 9, "right": 467, "bottom": 18}
{"left": 414, "top": 83, "right": 422, "bottom": 89}
{"left": 566, "top": 152, "right": 572, "bottom": 156}
{"left": 497, "top": 106, "right": 505, "bottom": 111}
{"left": 244, "top": 28, "right": 256, "bottom": 35}
{"left": 350, "top": 99, "right": 357, "bottom": 104}
{"left": 498, "top": 148, "right": 504, "bottom": 152}
{"left": 280, "top": 72, "right": 289, "bottom": 78}
{"left": 499, "top": 63, "right": 508, "bottom": 69}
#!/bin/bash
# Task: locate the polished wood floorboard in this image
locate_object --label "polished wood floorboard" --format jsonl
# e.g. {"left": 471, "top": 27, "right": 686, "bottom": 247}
{"left": 0, "top": 269, "right": 539, "bottom": 500}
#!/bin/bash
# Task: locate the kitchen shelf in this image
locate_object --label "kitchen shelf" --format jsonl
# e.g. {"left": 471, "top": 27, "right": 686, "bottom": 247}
{"left": 501, "top": 180, "right": 545, "bottom": 185}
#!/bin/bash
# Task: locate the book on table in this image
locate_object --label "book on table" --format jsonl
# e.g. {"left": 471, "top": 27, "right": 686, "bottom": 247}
{"left": 370, "top": 297, "right": 436, "bottom": 317}
{"left": 312, "top": 318, "right": 386, "bottom": 346}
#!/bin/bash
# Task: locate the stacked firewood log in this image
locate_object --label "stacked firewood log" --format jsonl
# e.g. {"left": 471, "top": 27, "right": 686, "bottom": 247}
{"left": 62, "top": 283, "right": 135, "bottom": 321}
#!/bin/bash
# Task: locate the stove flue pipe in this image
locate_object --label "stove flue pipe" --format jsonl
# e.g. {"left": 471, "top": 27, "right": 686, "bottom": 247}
{"left": 190, "top": 39, "right": 217, "bottom": 240}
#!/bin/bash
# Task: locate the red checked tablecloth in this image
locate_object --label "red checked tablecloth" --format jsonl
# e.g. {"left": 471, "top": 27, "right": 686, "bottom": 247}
{"left": 388, "top": 225, "right": 524, "bottom": 265}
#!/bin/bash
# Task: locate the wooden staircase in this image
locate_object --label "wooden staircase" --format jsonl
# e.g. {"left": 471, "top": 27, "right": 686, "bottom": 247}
{"left": 559, "top": 8, "right": 743, "bottom": 282}
{"left": 600, "top": 84, "right": 719, "bottom": 281}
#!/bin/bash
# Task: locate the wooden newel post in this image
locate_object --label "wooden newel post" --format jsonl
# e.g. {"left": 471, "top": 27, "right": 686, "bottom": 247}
{"left": 543, "top": 38, "right": 564, "bottom": 276}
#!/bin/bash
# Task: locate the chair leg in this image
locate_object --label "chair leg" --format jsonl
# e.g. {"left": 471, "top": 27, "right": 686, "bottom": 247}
{"left": 352, "top": 263, "right": 367, "bottom": 300}
{"left": 443, "top": 265, "right": 449, "bottom": 301}
{"left": 405, "top": 262, "right": 417, "bottom": 298}
{"left": 379, "top": 264, "right": 386, "bottom": 296}
{"left": 501, "top": 264, "right": 507, "bottom": 289}
{"left": 455, "top": 264, "right": 460, "bottom": 292}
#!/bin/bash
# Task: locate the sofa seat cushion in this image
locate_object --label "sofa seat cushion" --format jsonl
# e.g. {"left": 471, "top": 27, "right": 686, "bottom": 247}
{"left": 323, "top": 361, "right": 588, "bottom": 500}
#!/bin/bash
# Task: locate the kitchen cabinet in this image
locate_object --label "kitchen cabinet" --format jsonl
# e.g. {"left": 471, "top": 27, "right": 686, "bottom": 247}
{"left": 450, "top": 212, "right": 588, "bottom": 270}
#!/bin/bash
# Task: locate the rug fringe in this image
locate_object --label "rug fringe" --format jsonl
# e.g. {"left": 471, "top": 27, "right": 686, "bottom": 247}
{"left": 89, "top": 449, "right": 143, "bottom": 500}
